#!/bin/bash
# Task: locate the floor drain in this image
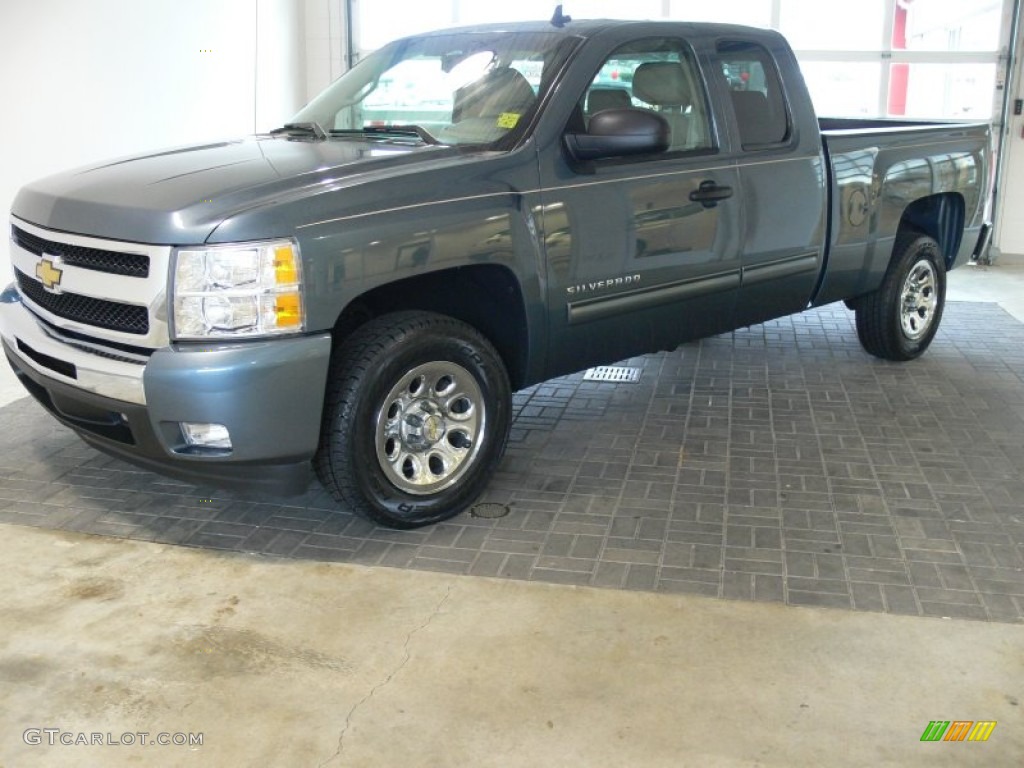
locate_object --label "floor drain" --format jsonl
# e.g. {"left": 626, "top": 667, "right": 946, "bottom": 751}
{"left": 583, "top": 365, "right": 641, "bottom": 383}
{"left": 470, "top": 502, "right": 510, "bottom": 519}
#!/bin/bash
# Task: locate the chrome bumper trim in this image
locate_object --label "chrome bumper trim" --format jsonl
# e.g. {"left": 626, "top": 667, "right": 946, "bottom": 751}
{"left": 1, "top": 286, "right": 147, "bottom": 405}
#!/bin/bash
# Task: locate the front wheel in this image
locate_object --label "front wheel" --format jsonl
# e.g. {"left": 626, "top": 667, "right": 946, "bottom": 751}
{"left": 855, "top": 232, "right": 946, "bottom": 361}
{"left": 315, "top": 311, "right": 511, "bottom": 528}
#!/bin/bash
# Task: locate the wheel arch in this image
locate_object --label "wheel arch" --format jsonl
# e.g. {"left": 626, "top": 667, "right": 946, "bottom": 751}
{"left": 896, "top": 192, "right": 965, "bottom": 269}
{"left": 329, "top": 264, "right": 531, "bottom": 390}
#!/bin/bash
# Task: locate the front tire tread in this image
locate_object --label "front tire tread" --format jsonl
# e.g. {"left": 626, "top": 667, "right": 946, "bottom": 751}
{"left": 315, "top": 311, "right": 510, "bottom": 529}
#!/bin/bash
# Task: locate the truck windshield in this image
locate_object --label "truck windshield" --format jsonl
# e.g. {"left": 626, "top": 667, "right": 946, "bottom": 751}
{"left": 289, "top": 31, "right": 581, "bottom": 147}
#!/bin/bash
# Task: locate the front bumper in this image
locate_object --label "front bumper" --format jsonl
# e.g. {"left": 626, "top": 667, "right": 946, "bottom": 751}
{"left": 1, "top": 285, "right": 332, "bottom": 494}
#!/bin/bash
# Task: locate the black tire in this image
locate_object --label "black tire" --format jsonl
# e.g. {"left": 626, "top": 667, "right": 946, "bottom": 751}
{"left": 855, "top": 232, "right": 946, "bottom": 361}
{"left": 315, "top": 311, "right": 511, "bottom": 528}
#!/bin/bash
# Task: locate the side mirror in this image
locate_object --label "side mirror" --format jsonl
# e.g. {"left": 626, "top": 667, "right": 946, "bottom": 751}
{"left": 565, "top": 108, "right": 670, "bottom": 161}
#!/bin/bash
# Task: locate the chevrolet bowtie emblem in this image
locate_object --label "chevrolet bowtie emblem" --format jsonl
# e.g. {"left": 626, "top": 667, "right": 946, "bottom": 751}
{"left": 36, "top": 257, "right": 64, "bottom": 292}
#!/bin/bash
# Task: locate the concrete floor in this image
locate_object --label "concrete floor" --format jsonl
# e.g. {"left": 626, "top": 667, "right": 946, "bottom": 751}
{"left": 1, "top": 523, "right": 1021, "bottom": 767}
{"left": 947, "top": 255, "right": 1024, "bottom": 322}
{"left": 0, "top": 259, "right": 1022, "bottom": 766}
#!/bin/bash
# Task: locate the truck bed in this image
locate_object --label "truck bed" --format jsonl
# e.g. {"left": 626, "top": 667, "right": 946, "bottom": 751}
{"left": 812, "top": 117, "right": 990, "bottom": 308}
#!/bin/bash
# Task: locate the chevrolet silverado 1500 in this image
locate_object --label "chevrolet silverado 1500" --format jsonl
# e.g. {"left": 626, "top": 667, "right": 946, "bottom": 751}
{"left": 1, "top": 18, "right": 990, "bottom": 527}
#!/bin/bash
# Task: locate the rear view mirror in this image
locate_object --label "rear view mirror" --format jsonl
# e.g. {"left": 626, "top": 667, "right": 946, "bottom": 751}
{"left": 565, "top": 108, "right": 670, "bottom": 161}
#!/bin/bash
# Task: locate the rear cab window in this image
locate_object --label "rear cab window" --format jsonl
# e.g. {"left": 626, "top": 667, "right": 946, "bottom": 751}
{"left": 715, "top": 40, "right": 792, "bottom": 150}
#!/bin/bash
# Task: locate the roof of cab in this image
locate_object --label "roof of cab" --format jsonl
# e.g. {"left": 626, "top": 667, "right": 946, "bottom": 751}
{"left": 408, "top": 18, "right": 769, "bottom": 40}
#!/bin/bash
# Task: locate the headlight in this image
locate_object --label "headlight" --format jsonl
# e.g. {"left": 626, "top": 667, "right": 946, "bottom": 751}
{"left": 172, "top": 239, "right": 304, "bottom": 338}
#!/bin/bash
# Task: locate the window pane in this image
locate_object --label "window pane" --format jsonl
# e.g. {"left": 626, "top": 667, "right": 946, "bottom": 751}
{"left": 458, "top": 0, "right": 580, "bottom": 25}
{"left": 902, "top": 0, "right": 1002, "bottom": 52}
{"left": 561, "top": 0, "right": 665, "bottom": 20}
{"left": 582, "top": 38, "right": 713, "bottom": 152}
{"left": 780, "top": 0, "right": 884, "bottom": 50}
{"left": 296, "top": 31, "right": 578, "bottom": 147}
{"left": 799, "top": 61, "right": 882, "bottom": 117}
{"left": 896, "top": 63, "right": 997, "bottom": 119}
{"left": 359, "top": 0, "right": 456, "bottom": 51}
{"left": 461, "top": 0, "right": 664, "bottom": 24}
{"left": 717, "top": 41, "right": 790, "bottom": 147}
{"left": 668, "top": 0, "right": 772, "bottom": 27}
{"left": 361, "top": 1, "right": 675, "bottom": 51}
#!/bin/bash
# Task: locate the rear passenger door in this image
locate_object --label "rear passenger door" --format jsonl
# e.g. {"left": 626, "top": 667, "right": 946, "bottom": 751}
{"left": 538, "top": 34, "right": 742, "bottom": 378}
{"left": 711, "top": 39, "right": 827, "bottom": 329}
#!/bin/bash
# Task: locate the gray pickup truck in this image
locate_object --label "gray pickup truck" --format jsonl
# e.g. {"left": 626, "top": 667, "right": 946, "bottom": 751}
{"left": 2, "top": 19, "right": 990, "bottom": 528}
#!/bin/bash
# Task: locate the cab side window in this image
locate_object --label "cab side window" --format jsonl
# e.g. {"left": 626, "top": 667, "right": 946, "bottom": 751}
{"left": 716, "top": 40, "right": 790, "bottom": 149}
{"left": 582, "top": 38, "right": 713, "bottom": 154}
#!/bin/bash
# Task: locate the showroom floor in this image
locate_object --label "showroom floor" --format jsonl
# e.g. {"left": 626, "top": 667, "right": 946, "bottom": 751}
{"left": 1, "top": 260, "right": 1022, "bottom": 766}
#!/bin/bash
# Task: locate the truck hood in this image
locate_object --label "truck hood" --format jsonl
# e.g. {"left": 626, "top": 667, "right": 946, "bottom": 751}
{"left": 11, "top": 136, "right": 464, "bottom": 244}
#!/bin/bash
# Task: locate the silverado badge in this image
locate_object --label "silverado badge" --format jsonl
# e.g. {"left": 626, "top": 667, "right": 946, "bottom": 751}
{"left": 36, "top": 257, "right": 64, "bottom": 293}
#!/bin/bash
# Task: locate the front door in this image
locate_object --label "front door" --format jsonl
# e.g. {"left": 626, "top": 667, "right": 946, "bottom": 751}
{"left": 536, "top": 34, "right": 742, "bottom": 378}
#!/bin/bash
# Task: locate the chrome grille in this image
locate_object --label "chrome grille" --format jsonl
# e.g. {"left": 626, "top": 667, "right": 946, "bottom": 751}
{"left": 9, "top": 216, "right": 171, "bottom": 350}
{"left": 12, "top": 224, "right": 150, "bottom": 278}
{"left": 15, "top": 269, "right": 150, "bottom": 336}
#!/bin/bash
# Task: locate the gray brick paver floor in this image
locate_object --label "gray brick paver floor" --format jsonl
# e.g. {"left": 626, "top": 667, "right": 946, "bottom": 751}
{"left": 2, "top": 301, "right": 1023, "bottom": 622}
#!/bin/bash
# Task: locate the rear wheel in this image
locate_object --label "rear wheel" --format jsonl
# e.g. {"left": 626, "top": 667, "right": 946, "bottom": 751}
{"left": 315, "top": 311, "right": 511, "bottom": 528}
{"left": 855, "top": 232, "right": 946, "bottom": 361}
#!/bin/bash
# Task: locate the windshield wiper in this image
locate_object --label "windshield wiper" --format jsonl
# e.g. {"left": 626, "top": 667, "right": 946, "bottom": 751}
{"left": 269, "top": 122, "right": 328, "bottom": 140}
{"left": 329, "top": 125, "right": 439, "bottom": 145}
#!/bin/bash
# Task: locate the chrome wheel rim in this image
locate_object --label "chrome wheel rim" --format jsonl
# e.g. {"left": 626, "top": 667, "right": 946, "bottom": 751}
{"left": 900, "top": 259, "right": 938, "bottom": 341}
{"left": 375, "top": 361, "right": 486, "bottom": 496}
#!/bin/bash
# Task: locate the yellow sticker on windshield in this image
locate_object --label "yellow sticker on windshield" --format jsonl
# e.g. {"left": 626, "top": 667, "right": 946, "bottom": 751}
{"left": 497, "top": 112, "right": 521, "bottom": 129}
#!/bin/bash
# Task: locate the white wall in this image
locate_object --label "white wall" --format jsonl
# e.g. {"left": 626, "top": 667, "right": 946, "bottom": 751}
{"left": 0, "top": 0, "right": 305, "bottom": 279}
{"left": 257, "top": 0, "right": 308, "bottom": 131}
{"left": 994, "top": 5, "right": 1024, "bottom": 258}
{"left": 304, "top": 0, "right": 347, "bottom": 103}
